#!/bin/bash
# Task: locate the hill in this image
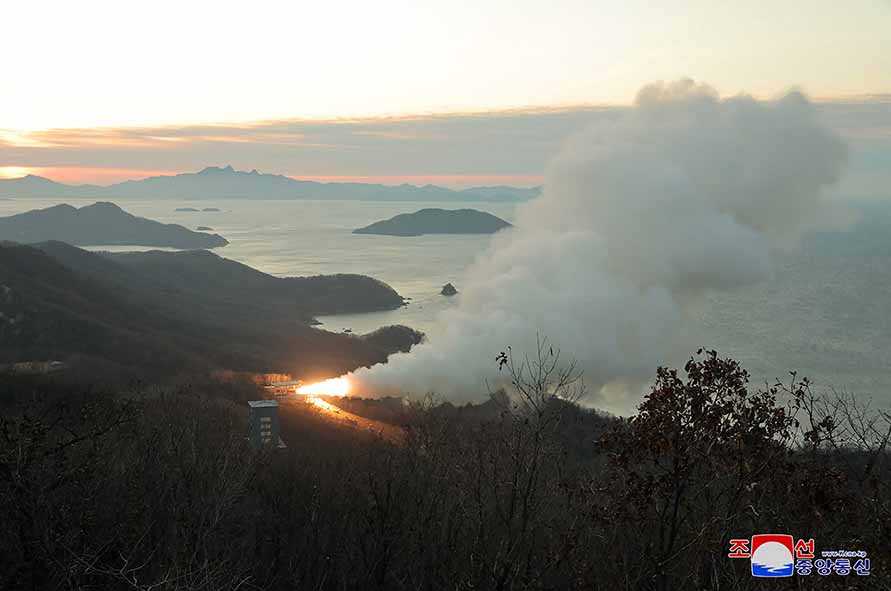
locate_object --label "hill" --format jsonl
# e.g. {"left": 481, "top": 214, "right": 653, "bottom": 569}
{"left": 0, "top": 202, "right": 228, "bottom": 248}
{"left": 0, "top": 242, "right": 420, "bottom": 377}
{"left": 353, "top": 208, "right": 512, "bottom": 236}
{"left": 0, "top": 166, "right": 540, "bottom": 202}
{"left": 0, "top": 174, "right": 105, "bottom": 198}
{"left": 35, "top": 240, "right": 407, "bottom": 326}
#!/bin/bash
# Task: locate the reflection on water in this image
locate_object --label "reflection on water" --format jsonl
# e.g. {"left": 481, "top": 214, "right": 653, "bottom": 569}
{"left": 1, "top": 197, "right": 890, "bottom": 406}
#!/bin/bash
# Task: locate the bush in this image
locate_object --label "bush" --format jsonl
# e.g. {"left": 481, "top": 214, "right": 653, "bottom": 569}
{"left": 0, "top": 350, "right": 888, "bottom": 590}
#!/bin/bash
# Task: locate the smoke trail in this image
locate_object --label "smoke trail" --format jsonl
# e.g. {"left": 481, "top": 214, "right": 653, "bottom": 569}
{"left": 351, "top": 80, "right": 847, "bottom": 410}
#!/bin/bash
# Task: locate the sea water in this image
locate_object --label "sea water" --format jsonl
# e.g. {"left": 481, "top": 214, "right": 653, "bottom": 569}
{"left": 1, "top": 197, "right": 889, "bottom": 407}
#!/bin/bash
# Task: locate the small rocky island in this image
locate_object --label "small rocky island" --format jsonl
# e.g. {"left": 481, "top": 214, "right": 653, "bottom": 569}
{"left": 175, "top": 207, "right": 200, "bottom": 212}
{"left": 354, "top": 208, "right": 511, "bottom": 237}
{"left": 440, "top": 282, "right": 458, "bottom": 296}
{"left": 202, "top": 207, "right": 221, "bottom": 212}
{"left": 0, "top": 202, "right": 228, "bottom": 249}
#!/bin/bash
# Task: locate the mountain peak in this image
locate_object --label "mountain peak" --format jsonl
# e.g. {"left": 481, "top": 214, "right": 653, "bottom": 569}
{"left": 197, "top": 165, "right": 237, "bottom": 175}
{"left": 6, "top": 174, "right": 59, "bottom": 185}
{"left": 83, "top": 201, "right": 123, "bottom": 212}
{"left": 0, "top": 166, "right": 538, "bottom": 202}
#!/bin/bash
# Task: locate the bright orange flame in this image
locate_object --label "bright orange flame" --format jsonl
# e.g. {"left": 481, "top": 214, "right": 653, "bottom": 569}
{"left": 308, "top": 396, "right": 341, "bottom": 413}
{"left": 296, "top": 376, "right": 350, "bottom": 397}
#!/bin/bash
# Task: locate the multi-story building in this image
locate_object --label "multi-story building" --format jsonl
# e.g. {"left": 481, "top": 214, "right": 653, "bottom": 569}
{"left": 248, "top": 400, "right": 285, "bottom": 448}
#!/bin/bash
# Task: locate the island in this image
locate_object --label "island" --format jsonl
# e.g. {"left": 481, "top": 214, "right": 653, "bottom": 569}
{"left": 353, "top": 208, "right": 512, "bottom": 237}
{"left": 202, "top": 207, "right": 221, "bottom": 212}
{"left": 175, "top": 207, "right": 200, "bottom": 212}
{"left": 441, "top": 283, "right": 458, "bottom": 296}
{"left": 196, "top": 226, "right": 214, "bottom": 231}
{"left": 0, "top": 202, "right": 229, "bottom": 249}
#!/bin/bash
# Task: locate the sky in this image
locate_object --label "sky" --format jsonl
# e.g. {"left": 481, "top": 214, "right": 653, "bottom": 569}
{"left": 1, "top": 0, "right": 889, "bottom": 186}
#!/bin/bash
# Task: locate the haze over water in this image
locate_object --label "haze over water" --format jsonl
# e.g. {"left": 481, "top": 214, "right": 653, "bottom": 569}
{"left": 3, "top": 197, "right": 889, "bottom": 411}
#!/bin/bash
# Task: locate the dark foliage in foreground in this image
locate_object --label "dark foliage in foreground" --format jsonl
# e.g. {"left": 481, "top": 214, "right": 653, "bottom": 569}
{"left": 0, "top": 349, "right": 888, "bottom": 590}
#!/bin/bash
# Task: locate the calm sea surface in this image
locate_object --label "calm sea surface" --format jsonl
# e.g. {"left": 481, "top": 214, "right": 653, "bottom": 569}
{"left": 2, "top": 197, "right": 889, "bottom": 407}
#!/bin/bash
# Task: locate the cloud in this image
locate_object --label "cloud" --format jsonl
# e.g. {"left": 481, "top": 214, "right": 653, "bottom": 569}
{"left": 0, "top": 108, "right": 606, "bottom": 182}
{"left": 349, "top": 80, "right": 849, "bottom": 412}
{"left": 0, "top": 95, "right": 887, "bottom": 190}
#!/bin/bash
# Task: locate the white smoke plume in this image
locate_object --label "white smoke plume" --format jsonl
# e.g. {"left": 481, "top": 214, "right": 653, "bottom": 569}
{"left": 351, "top": 80, "right": 847, "bottom": 410}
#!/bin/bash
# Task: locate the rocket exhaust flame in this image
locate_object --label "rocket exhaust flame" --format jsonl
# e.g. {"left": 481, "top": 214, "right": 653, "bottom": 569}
{"left": 296, "top": 376, "right": 351, "bottom": 397}
{"left": 308, "top": 396, "right": 342, "bottom": 414}
{"left": 298, "top": 380, "right": 404, "bottom": 443}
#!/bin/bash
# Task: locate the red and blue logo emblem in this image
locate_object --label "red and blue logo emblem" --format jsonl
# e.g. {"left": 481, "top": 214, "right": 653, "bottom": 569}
{"left": 728, "top": 534, "right": 870, "bottom": 577}
{"left": 750, "top": 534, "right": 795, "bottom": 577}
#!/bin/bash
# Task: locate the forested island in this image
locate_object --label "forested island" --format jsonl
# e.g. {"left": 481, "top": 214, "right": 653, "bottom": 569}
{"left": 354, "top": 208, "right": 512, "bottom": 236}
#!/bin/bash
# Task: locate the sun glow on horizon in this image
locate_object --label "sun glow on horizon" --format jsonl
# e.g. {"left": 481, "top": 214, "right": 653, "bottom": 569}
{"left": 297, "top": 376, "right": 351, "bottom": 397}
{"left": 0, "top": 167, "right": 34, "bottom": 179}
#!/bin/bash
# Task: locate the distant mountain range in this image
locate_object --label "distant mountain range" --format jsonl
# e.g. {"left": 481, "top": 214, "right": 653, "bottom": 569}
{"left": 0, "top": 201, "right": 228, "bottom": 249}
{"left": 0, "top": 165, "right": 541, "bottom": 202}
